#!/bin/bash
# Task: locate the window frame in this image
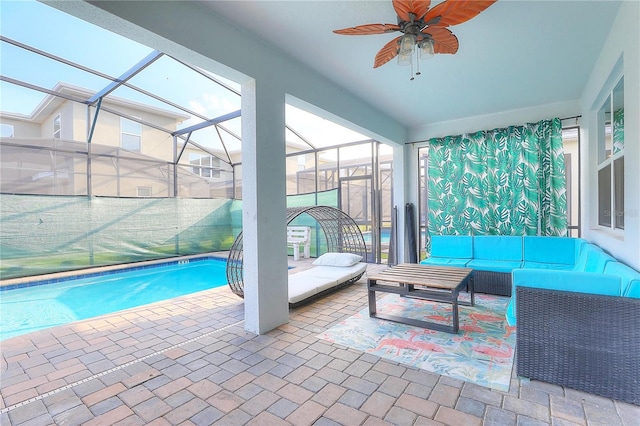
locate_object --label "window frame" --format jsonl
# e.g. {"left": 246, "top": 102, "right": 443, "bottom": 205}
{"left": 137, "top": 186, "right": 152, "bottom": 197}
{"left": 0, "top": 123, "right": 15, "bottom": 138}
{"left": 53, "top": 114, "right": 61, "bottom": 139}
{"left": 120, "top": 117, "right": 142, "bottom": 152}
{"left": 189, "top": 152, "right": 221, "bottom": 178}
{"left": 562, "top": 126, "right": 581, "bottom": 238}
{"left": 597, "top": 74, "right": 624, "bottom": 232}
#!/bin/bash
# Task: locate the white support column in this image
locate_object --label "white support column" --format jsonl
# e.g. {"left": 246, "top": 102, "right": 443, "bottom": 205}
{"left": 241, "top": 79, "right": 289, "bottom": 334}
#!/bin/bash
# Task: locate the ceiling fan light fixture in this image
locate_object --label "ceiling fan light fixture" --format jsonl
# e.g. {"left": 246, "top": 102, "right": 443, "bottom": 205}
{"left": 419, "top": 38, "right": 434, "bottom": 60}
{"left": 399, "top": 33, "right": 416, "bottom": 55}
{"left": 397, "top": 50, "right": 412, "bottom": 66}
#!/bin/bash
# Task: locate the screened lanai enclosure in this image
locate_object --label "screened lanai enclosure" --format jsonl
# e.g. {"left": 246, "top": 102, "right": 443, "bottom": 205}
{"left": 0, "top": 1, "right": 394, "bottom": 280}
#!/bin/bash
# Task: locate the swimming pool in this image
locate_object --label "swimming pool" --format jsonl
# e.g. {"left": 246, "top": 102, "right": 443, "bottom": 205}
{"left": 0, "top": 258, "right": 229, "bottom": 341}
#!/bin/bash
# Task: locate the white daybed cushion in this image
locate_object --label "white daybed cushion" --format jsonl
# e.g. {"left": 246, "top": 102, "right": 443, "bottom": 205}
{"left": 288, "top": 273, "right": 337, "bottom": 304}
{"left": 312, "top": 252, "right": 363, "bottom": 267}
{"left": 306, "top": 263, "right": 368, "bottom": 281}
{"left": 288, "top": 262, "right": 367, "bottom": 303}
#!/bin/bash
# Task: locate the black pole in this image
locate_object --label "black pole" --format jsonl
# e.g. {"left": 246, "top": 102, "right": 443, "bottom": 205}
{"left": 405, "top": 203, "right": 418, "bottom": 263}
{"left": 388, "top": 206, "right": 397, "bottom": 266}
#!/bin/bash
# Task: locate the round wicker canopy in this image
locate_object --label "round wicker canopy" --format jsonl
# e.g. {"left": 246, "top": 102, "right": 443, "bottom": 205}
{"left": 226, "top": 205, "right": 367, "bottom": 298}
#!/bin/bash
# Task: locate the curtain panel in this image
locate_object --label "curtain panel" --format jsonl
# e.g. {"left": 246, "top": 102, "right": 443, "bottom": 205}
{"left": 427, "top": 118, "right": 567, "bottom": 238}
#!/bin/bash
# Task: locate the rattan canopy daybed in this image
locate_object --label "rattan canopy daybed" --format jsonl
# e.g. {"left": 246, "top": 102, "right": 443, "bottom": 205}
{"left": 226, "top": 205, "right": 368, "bottom": 307}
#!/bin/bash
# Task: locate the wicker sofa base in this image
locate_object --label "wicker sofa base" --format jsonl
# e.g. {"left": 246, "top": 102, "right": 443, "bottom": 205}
{"left": 472, "top": 270, "right": 511, "bottom": 296}
{"left": 516, "top": 286, "right": 640, "bottom": 405}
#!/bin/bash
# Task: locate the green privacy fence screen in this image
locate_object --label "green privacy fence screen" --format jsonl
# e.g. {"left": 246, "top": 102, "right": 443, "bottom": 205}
{"left": 0, "top": 189, "right": 338, "bottom": 279}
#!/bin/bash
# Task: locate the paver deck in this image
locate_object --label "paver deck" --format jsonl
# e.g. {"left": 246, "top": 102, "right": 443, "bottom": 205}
{"left": 1, "top": 260, "right": 639, "bottom": 425}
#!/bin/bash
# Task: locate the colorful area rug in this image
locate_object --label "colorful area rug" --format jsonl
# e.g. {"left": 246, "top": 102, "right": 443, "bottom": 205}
{"left": 317, "top": 293, "right": 515, "bottom": 391}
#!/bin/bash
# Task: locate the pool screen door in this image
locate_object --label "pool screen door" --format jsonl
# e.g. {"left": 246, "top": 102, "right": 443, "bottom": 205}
{"left": 339, "top": 176, "right": 378, "bottom": 262}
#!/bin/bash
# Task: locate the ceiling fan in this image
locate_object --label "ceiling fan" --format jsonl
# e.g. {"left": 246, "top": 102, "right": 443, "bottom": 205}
{"left": 334, "top": 0, "right": 496, "bottom": 76}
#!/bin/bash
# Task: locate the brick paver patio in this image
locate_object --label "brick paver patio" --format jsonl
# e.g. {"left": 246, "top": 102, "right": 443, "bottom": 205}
{"left": 1, "top": 261, "right": 639, "bottom": 425}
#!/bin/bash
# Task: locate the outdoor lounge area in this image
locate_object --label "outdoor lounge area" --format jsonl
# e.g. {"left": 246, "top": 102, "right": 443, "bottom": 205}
{"left": 1, "top": 0, "right": 640, "bottom": 425}
{"left": 422, "top": 235, "right": 640, "bottom": 404}
{"left": 2, "top": 262, "right": 640, "bottom": 425}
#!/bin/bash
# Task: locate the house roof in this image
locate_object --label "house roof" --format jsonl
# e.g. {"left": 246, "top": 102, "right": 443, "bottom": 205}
{"left": 203, "top": 1, "right": 623, "bottom": 129}
{"left": 5, "top": 82, "right": 191, "bottom": 124}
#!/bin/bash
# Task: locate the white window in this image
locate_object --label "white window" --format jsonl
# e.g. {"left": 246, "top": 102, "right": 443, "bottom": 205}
{"left": 137, "top": 186, "right": 152, "bottom": 197}
{"left": 0, "top": 124, "right": 14, "bottom": 138}
{"left": 121, "top": 118, "right": 142, "bottom": 152}
{"left": 189, "top": 153, "right": 220, "bottom": 178}
{"left": 53, "top": 114, "right": 61, "bottom": 139}
{"left": 562, "top": 127, "right": 580, "bottom": 237}
{"left": 597, "top": 76, "right": 624, "bottom": 230}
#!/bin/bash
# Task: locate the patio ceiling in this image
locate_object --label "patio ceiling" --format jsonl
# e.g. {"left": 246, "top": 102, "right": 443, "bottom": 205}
{"left": 203, "top": 1, "right": 623, "bottom": 129}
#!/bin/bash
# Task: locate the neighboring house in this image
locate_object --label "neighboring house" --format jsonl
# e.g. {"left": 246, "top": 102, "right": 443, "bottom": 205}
{"left": 0, "top": 82, "right": 232, "bottom": 198}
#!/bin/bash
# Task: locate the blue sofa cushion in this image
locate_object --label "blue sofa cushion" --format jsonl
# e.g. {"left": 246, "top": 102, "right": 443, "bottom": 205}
{"left": 429, "top": 235, "right": 473, "bottom": 259}
{"left": 466, "top": 259, "right": 522, "bottom": 273}
{"left": 626, "top": 282, "right": 640, "bottom": 298}
{"left": 523, "top": 236, "right": 577, "bottom": 267}
{"left": 472, "top": 236, "right": 523, "bottom": 261}
{"left": 421, "top": 257, "right": 470, "bottom": 267}
{"left": 573, "top": 244, "right": 616, "bottom": 273}
{"left": 512, "top": 269, "right": 623, "bottom": 297}
{"left": 506, "top": 269, "right": 623, "bottom": 326}
{"left": 604, "top": 262, "right": 640, "bottom": 297}
{"left": 519, "top": 261, "right": 574, "bottom": 270}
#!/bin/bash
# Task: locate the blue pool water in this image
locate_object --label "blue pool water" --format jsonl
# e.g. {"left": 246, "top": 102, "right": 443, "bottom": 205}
{"left": 0, "top": 258, "right": 228, "bottom": 341}
{"left": 362, "top": 229, "right": 391, "bottom": 244}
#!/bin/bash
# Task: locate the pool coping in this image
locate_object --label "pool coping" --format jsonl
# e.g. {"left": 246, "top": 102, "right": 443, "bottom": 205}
{"left": 0, "top": 252, "right": 230, "bottom": 291}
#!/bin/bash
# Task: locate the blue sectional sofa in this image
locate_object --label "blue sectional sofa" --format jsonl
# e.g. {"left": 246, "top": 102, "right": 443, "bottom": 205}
{"left": 422, "top": 235, "right": 624, "bottom": 296}
{"left": 421, "top": 235, "right": 640, "bottom": 405}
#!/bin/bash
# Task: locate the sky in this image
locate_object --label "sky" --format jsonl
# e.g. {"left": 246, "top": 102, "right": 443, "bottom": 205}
{"left": 0, "top": 1, "right": 239, "bottom": 118}
{"left": 0, "top": 0, "right": 372, "bottom": 154}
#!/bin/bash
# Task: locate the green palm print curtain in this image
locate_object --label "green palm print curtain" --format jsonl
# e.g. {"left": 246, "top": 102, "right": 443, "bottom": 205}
{"left": 427, "top": 118, "right": 567, "bottom": 237}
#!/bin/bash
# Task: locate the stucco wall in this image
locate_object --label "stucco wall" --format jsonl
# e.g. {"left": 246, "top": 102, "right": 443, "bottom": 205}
{"left": 580, "top": 1, "right": 640, "bottom": 269}
{"left": 0, "top": 117, "right": 40, "bottom": 138}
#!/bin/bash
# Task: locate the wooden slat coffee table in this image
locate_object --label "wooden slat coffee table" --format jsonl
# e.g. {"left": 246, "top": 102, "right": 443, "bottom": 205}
{"left": 367, "top": 263, "right": 474, "bottom": 334}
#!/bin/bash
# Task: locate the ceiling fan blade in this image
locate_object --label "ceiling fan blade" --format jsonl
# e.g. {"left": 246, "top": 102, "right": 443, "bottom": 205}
{"left": 421, "top": 27, "right": 459, "bottom": 54}
{"left": 393, "top": 0, "right": 431, "bottom": 21}
{"left": 333, "top": 23, "right": 401, "bottom": 35}
{"left": 423, "top": 0, "right": 496, "bottom": 27}
{"left": 374, "top": 36, "right": 401, "bottom": 68}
